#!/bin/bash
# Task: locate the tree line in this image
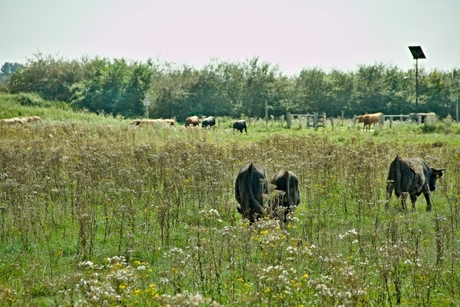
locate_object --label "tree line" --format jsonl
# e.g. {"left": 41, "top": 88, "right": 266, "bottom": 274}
{"left": 1, "top": 53, "right": 460, "bottom": 121}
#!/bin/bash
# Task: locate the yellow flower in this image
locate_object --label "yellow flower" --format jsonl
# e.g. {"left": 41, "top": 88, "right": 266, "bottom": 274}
{"left": 301, "top": 273, "right": 309, "bottom": 279}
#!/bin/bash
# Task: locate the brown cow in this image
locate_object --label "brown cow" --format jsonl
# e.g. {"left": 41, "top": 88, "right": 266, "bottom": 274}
{"left": 132, "top": 119, "right": 175, "bottom": 126}
{"left": 270, "top": 170, "right": 300, "bottom": 223}
{"left": 357, "top": 112, "right": 382, "bottom": 131}
{"left": 185, "top": 116, "right": 200, "bottom": 127}
{"left": 24, "top": 116, "right": 42, "bottom": 123}
{"left": 235, "top": 163, "right": 269, "bottom": 224}
{"left": 0, "top": 116, "right": 42, "bottom": 124}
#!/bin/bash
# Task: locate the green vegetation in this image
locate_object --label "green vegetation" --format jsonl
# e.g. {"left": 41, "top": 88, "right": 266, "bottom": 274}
{"left": 1, "top": 97, "right": 460, "bottom": 306}
{"left": 2, "top": 54, "right": 460, "bottom": 121}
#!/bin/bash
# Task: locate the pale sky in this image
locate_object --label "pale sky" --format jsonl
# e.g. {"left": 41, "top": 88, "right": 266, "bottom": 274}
{"left": 1, "top": 0, "right": 459, "bottom": 75}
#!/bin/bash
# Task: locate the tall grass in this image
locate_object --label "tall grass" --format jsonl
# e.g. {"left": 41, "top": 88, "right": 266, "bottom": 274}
{"left": 0, "top": 120, "right": 459, "bottom": 306}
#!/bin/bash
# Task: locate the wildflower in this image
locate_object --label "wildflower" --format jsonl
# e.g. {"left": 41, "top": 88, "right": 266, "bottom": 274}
{"left": 137, "top": 265, "right": 146, "bottom": 271}
{"left": 133, "top": 289, "right": 141, "bottom": 295}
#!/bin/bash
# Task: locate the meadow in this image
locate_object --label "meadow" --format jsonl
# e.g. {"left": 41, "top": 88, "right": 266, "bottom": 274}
{"left": 0, "top": 115, "right": 460, "bottom": 306}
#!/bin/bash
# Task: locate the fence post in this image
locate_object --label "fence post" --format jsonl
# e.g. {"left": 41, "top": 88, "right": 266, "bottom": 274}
{"left": 265, "top": 100, "right": 268, "bottom": 125}
{"left": 286, "top": 112, "right": 291, "bottom": 129}
{"left": 314, "top": 113, "right": 318, "bottom": 128}
{"left": 380, "top": 113, "right": 384, "bottom": 126}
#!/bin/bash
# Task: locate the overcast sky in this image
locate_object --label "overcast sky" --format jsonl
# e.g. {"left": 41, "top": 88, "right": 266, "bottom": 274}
{"left": 1, "top": 0, "right": 459, "bottom": 75}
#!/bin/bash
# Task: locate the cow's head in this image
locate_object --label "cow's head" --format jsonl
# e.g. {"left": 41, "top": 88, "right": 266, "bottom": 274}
{"left": 429, "top": 168, "right": 445, "bottom": 191}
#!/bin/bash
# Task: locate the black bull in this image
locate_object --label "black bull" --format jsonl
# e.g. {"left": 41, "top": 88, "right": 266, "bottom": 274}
{"left": 386, "top": 156, "right": 445, "bottom": 212}
{"left": 202, "top": 116, "right": 216, "bottom": 128}
{"left": 233, "top": 120, "right": 247, "bottom": 134}
{"left": 235, "top": 163, "right": 269, "bottom": 223}
{"left": 270, "top": 170, "right": 301, "bottom": 223}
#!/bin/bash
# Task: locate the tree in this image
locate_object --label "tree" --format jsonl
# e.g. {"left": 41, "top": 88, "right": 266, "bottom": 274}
{"left": 294, "top": 67, "right": 329, "bottom": 114}
{"left": 70, "top": 57, "right": 153, "bottom": 117}
{"left": 0, "top": 62, "right": 23, "bottom": 79}
{"left": 148, "top": 62, "right": 199, "bottom": 121}
{"left": 241, "top": 56, "right": 282, "bottom": 118}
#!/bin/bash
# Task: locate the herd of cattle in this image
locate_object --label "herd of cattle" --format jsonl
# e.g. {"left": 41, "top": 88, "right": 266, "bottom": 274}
{"left": 132, "top": 116, "right": 248, "bottom": 134}
{"left": 235, "top": 156, "right": 445, "bottom": 224}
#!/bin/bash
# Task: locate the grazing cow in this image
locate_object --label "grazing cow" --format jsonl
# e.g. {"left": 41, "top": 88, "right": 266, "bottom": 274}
{"left": 270, "top": 170, "right": 301, "bottom": 223}
{"left": 235, "top": 163, "right": 269, "bottom": 223}
{"left": 357, "top": 112, "right": 382, "bottom": 131}
{"left": 202, "top": 116, "right": 216, "bottom": 128}
{"left": 410, "top": 112, "right": 436, "bottom": 124}
{"left": 233, "top": 120, "right": 247, "bottom": 134}
{"left": 0, "top": 116, "right": 42, "bottom": 124}
{"left": 132, "top": 119, "right": 175, "bottom": 126}
{"left": 386, "top": 156, "right": 445, "bottom": 212}
{"left": 26, "top": 116, "right": 42, "bottom": 123}
{"left": 185, "top": 116, "right": 200, "bottom": 127}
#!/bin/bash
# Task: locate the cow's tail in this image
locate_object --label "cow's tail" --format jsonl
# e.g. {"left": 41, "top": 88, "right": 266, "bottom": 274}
{"left": 394, "top": 156, "right": 403, "bottom": 196}
{"left": 248, "top": 163, "right": 264, "bottom": 216}
{"left": 284, "top": 170, "right": 291, "bottom": 209}
{"left": 386, "top": 156, "right": 402, "bottom": 203}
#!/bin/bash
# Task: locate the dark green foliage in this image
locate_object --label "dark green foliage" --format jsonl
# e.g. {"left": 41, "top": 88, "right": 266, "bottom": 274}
{"left": 8, "top": 53, "right": 81, "bottom": 102}
{"left": 70, "top": 57, "right": 153, "bottom": 117}
{"left": 4, "top": 55, "right": 460, "bottom": 120}
{"left": 0, "top": 62, "right": 23, "bottom": 84}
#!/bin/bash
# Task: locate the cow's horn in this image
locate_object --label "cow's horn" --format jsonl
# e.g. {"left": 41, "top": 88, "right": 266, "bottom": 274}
{"left": 436, "top": 168, "right": 446, "bottom": 171}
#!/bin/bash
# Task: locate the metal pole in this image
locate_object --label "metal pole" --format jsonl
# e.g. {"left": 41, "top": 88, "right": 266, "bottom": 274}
{"left": 415, "top": 58, "right": 419, "bottom": 114}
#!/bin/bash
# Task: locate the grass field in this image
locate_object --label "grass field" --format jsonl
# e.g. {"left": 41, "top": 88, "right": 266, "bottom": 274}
{"left": 0, "top": 101, "right": 460, "bottom": 305}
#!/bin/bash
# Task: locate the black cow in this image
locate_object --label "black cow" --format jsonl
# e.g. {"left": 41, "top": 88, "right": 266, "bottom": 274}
{"left": 270, "top": 170, "right": 300, "bottom": 223}
{"left": 386, "top": 156, "right": 445, "bottom": 212}
{"left": 233, "top": 120, "right": 247, "bottom": 134}
{"left": 235, "top": 163, "right": 269, "bottom": 223}
{"left": 202, "top": 116, "right": 216, "bottom": 128}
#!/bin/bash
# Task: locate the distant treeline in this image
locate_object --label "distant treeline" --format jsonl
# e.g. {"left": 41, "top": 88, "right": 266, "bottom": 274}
{"left": 1, "top": 54, "right": 460, "bottom": 121}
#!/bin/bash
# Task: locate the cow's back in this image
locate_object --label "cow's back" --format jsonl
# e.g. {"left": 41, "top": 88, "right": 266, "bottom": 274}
{"left": 235, "top": 163, "right": 268, "bottom": 221}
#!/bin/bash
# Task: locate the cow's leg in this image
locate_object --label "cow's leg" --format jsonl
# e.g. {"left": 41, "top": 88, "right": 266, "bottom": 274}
{"left": 385, "top": 181, "right": 394, "bottom": 209}
{"left": 401, "top": 192, "right": 409, "bottom": 213}
{"left": 423, "top": 191, "right": 432, "bottom": 212}
{"left": 410, "top": 194, "right": 418, "bottom": 211}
